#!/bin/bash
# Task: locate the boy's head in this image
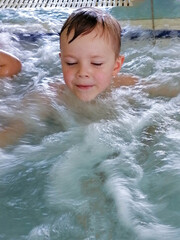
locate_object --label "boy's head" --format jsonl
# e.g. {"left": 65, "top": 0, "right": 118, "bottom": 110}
{"left": 59, "top": 8, "right": 124, "bottom": 102}
{"left": 59, "top": 7, "right": 121, "bottom": 58}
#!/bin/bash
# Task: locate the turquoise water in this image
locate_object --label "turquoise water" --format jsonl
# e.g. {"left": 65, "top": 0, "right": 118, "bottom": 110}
{"left": 0, "top": 9, "right": 180, "bottom": 240}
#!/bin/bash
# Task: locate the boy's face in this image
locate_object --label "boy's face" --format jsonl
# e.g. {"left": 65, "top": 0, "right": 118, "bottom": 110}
{"left": 60, "top": 28, "right": 124, "bottom": 102}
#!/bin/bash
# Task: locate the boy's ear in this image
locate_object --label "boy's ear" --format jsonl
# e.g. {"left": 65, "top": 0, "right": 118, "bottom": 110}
{"left": 113, "top": 55, "right": 125, "bottom": 76}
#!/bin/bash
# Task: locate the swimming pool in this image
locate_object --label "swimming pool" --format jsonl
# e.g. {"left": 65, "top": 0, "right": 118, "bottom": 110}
{"left": 0, "top": 6, "right": 180, "bottom": 240}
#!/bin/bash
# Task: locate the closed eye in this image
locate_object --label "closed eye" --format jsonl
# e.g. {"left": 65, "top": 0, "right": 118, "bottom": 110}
{"left": 92, "top": 62, "right": 103, "bottom": 66}
{"left": 66, "top": 62, "right": 77, "bottom": 66}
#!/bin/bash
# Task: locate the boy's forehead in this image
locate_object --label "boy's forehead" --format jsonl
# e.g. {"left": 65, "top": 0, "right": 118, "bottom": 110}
{"left": 60, "top": 25, "right": 111, "bottom": 46}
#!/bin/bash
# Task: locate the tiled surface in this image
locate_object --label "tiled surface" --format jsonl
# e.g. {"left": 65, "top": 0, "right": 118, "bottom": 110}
{"left": 154, "top": 0, "right": 180, "bottom": 19}
{"left": 111, "top": 0, "right": 152, "bottom": 20}
{"left": 112, "top": 0, "right": 180, "bottom": 20}
{"left": 111, "top": 0, "right": 180, "bottom": 30}
{"left": 155, "top": 19, "right": 180, "bottom": 30}
{"left": 0, "top": 0, "right": 179, "bottom": 30}
{"left": 154, "top": 0, "right": 180, "bottom": 30}
{"left": 119, "top": 19, "right": 153, "bottom": 29}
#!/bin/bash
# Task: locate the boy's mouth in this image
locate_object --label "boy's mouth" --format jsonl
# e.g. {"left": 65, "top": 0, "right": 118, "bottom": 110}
{"left": 75, "top": 84, "right": 94, "bottom": 90}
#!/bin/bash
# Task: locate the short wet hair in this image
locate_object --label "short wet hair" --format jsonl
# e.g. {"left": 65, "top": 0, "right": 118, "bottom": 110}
{"left": 59, "top": 7, "right": 122, "bottom": 57}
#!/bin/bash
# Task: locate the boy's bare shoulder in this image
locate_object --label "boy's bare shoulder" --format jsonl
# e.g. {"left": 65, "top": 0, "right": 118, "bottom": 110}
{"left": 113, "top": 74, "right": 138, "bottom": 88}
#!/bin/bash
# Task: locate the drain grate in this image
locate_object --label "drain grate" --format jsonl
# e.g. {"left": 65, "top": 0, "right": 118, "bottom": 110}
{"left": 0, "top": 0, "right": 134, "bottom": 8}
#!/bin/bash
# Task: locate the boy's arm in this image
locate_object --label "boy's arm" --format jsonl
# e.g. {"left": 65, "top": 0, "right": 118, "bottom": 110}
{"left": 0, "top": 50, "right": 22, "bottom": 78}
{"left": 144, "top": 84, "right": 180, "bottom": 98}
{"left": 114, "top": 74, "right": 138, "bottom": 88}
{"left": 0, "top": 119, "right": 26, "bottom": 148}
{"left": 115, "top": 75, "right": 180, "bottom": 98}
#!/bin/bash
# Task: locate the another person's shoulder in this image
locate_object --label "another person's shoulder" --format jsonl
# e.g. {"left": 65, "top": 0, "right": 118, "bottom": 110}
{"left": 0, "top": 50, "right": 22, "bottom": 78}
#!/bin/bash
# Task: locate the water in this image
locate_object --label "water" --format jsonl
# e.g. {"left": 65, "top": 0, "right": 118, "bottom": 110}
{"left": 0, "top": 8, "right": 180, "bottom": 240}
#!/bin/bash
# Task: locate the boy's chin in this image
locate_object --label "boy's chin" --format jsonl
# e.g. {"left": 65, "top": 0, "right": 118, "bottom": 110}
{"left": 74, "top": 92, "right": 98, "bottom": 103}
{"left": 76, "top": 96, "right": 96, "bottom": 103}
{"left": 73, "top": 89, "right": 111, "bottom": 103}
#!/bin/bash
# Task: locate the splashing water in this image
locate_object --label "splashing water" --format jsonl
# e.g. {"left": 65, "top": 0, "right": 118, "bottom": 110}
{"left": 0, "top": 8, "right": 180, "bottom": 240}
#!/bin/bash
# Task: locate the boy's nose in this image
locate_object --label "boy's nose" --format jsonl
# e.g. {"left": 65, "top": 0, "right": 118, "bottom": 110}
{"left": 77, "top": 64, "right": 89, "bottom": 78}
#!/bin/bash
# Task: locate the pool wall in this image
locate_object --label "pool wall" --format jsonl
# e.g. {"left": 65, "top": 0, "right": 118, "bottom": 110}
{"left": 111, "top": 0, "right": 180, "bottom": 30}
{"left": 0, "top": 0, "right": 180, "bottom": 40}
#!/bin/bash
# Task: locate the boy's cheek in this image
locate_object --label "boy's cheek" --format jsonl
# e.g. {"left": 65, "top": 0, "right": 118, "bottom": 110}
{"left": 63, "top": 71, "right": 74, "bottom": 87}
{"left": 96, "top": 72, "right": 112, "bottom": 83}
{"left": 62, "top": 68, "right": 73, "bottom": 79}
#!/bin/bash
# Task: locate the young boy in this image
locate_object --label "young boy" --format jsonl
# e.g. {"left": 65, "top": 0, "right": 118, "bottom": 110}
{"left": 59, "top": 7, "right": 137, "bottom": 102}
{"left": 0, "top": 7, "right": 137, "bottom": 148}
{"left": 0, "top": 50, "right": 22, "bottom": 78}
